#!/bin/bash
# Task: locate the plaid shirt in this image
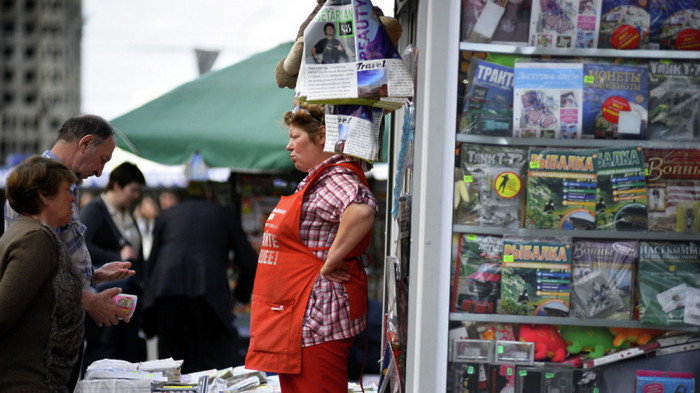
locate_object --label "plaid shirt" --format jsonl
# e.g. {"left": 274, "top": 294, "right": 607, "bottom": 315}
{"left": 3, "top": 150, "right": 94, "bottom": 290}
{"left": 297, "top": 155, "right": 378, "bottom": 346}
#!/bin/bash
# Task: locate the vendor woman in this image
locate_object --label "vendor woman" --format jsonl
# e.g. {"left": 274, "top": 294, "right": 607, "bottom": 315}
{"left": 246, "top": 102, "right": 378, "bottom": 392}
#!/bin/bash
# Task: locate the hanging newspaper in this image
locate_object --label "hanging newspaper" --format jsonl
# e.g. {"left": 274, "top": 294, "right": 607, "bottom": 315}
{"left": 324, "top": 104, "right": 384, "bottom": 162}
{"left": 295, "top": 0, "right": 414, "bottom": 111}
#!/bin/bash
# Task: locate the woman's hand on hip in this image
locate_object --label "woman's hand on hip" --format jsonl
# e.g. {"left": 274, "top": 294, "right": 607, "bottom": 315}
{"left": 321, "top": 259, "right": 350, "bottom": 282}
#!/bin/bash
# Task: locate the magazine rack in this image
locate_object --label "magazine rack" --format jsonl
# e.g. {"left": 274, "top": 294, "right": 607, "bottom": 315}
{"left": 453, "top": 41, "right": 700, "bottom": 330}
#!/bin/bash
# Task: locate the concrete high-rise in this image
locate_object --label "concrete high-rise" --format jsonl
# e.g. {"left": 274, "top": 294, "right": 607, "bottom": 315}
{"left": 1, "top": 0, "right": 82, "bottom": 165}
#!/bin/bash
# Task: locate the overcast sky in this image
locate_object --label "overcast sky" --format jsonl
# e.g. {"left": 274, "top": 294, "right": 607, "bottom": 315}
{"left": 81, "top": 0, "right": 395, "bottom": 120}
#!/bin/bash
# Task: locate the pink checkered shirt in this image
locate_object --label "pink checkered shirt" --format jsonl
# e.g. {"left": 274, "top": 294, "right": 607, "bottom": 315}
{"left": 297, "top": 155, "right": 378, "bottom": 347}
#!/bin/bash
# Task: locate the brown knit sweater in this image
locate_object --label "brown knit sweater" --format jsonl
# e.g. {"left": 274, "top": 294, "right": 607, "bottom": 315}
{"left": 0, "top": 216, "right": 84, "bottom": 392}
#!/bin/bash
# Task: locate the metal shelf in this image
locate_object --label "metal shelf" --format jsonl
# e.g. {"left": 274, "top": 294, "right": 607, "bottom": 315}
{"left": 449, "top": 313, "right": 700, "bottom": 332}
{"left": 452, "top": 225, "right": 700, "bottom": 242}
{"left": 458, "top": 42, "right": 700, "bottom": 60}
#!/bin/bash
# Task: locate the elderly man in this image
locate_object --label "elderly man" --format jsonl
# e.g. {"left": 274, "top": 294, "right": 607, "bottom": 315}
{"left": 4, "top": 114, "right": 134, "bottom": 385}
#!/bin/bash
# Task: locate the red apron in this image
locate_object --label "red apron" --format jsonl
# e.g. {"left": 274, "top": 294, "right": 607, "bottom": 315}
{"left": 245, "top": 162, "right": 371, "bottom": 374}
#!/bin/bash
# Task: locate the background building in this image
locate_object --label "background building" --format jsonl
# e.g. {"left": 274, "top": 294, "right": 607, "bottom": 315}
{"left": 1, "top": 0, "right": 82, "bottom": 165}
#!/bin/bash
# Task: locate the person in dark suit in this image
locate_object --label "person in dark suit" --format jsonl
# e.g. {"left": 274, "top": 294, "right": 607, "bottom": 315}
{"left": 80, "top": 162, "right": 147, "bottom": 370}
{"left": 142, "top": 182, "right": 257, "bottom": 373}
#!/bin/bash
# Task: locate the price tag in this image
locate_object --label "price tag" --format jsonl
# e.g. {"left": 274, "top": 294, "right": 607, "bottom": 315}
{"left": 584, "top": 75, "right": 595, "bottom": 84}
{"left": 530, "top": 161, "right": 540, "bottom": 169}
{"left": 504, "top": 255, "right": 514, "bottom": 262}
{"left": 467, "top": 234, "right": 478, "bottom": 241}
{"left": 464, "top": 175, "right": 474, "bottom": 183}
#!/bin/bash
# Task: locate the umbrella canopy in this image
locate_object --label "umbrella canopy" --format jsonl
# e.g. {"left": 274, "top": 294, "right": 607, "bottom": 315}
{"left": 112, "top": 42, "right": 297, "bottom": 173}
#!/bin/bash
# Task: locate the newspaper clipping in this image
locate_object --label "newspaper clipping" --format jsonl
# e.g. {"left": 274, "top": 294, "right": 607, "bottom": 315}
{"left": 324, "top": 104, "right": 384, "bottom": 162}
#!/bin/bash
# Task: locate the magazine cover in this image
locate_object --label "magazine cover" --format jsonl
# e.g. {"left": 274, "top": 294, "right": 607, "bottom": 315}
{"left": 529, "top": 0, "right": 602, "bottom": 48}
{"left": 525, "top": 148, "right": 597, "bottom": 230}
{"left": 582, "top": 63, "right": 648, "bottom": 139}
{"left": 638, "top": 241, "right": 700, "bottom": 326}
{"left": 461, "top": 0, "right": 533, "bottom": 44}
{"left": 323, "top": 104, "right": 384, "bottom": 162}
{"left": 650, "top": 0, "right": 700, "bottom": 50}
{"left": 570, "top": 239, "right": 637, "bottom": 319}
{"left": 296, "top": 0, "right": 413, "bottom": 110}
{"left": 594, "top": 145, "right": 648, "bottom": 231}
{"left": 459, "top": 58, "right": 514, "bottom": 137}
{"left": 599, "top": 0, "right": 651, "bottom": 49}
{"left": 454, "top": 144, "right": 528, "bottom": 229}
{"left": 451, "top": 234, "right": 504, "bottom": 314}
{"left": 645, "top": 148, "right": 700, "bottom": 233}
{"left": 648, "top": 60, "right": 700, "bottom": 141}
{"left": 500, "top": 236, "right": 572, "bottom": 316}
{"left": 513, "top": 62, "right": 583, "bottom": 139}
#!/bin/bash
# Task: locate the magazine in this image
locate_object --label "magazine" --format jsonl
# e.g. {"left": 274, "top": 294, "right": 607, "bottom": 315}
{"left": 500, "top": 236, "right": 572, "bottom": 317}
{"left": 513, "top": 62, "right": 584, "bottom": 139}
{"left": 528, "top": 0, "right": 602, "bottom": 48}
{"left": 582, "top": 62, "right": 648, "bottom": 139}
{"left": 459, "top": 58, "right": 514, "bottom": 137}
{"left": 593, "top": 145, "right": 648, "bottom": 231}
{"left": 598, "top": 0, "right": 651, "bottom": 49}
{"left": 644, "top": 148, "right": 700, "bottom": 233}
{"left": 648, "top": 60, "right": 700, "bottom": 141}
{"left": 461, "top": 0, "right": 533, "bottom": 44}
{"left": 650, "top": 0, "right": 700, "bottom": 50}
{"left": 525, "top": 148, "right": 597, "bottom": 230}
{"left": 295, "top": 0, "right": 413, "bottom": 110}
{"left": 570, "top": 239, "right": 637, "bottom": 319}
{"left": 454, "top": 143, "right": 528, "bottom": 229}
{"left": 638, "top": 240, "right": 700, "bottom": 326}
{"left": 451, "top": 234, "right": 504, "bottom": 314}
{"left": 323, "top": 104, "right": 384, "bottom": 162}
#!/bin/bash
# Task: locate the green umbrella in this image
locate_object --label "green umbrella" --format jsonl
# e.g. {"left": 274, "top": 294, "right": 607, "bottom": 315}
{"left": 112, "top": 42, "right": 297, "bottom": 174}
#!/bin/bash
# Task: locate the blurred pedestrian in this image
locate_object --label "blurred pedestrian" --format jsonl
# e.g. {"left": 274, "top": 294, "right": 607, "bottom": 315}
{"left": 80, "top": 162, "right": 147, "bottom": 369}
{"left": 79, "top": 190, "right": 98, "bottom": 209}
{"left": 245, "top": 102, "right": 378, "bottom": 393}
{"left": 134, "top": 193, "right": 159, "bottom": 260}
{"left": 158, "top": 188, "right": 181, "bottom": 211}
{"left": 0, "top": 156, "right": 83, "bottom": 392}
{"left": 142, "top": 182, "right": 258, "bottom": 373}
{"left": 4, "top": 114, "right": 134, "bottom": 387}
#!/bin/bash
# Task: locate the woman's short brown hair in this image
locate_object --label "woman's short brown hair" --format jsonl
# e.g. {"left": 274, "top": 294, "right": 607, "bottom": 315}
{"left": 6, "top": 155, "right": 78, "bottom": 215}
{"left": 282, "top": 101, "right": 325, "bottom": 142}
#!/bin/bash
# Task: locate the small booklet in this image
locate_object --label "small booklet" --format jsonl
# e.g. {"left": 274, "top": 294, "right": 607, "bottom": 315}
{"left": 459, "top": 58, "right": 514, "bottom": 137}
{"left": 513, "top": 61, "right": 583, "bottom": 139}
{"left": 598, "top": 0, "right": 651, "bottom": 49}
{"left": 528, "top": 0, "right": 602, "bottom": 48}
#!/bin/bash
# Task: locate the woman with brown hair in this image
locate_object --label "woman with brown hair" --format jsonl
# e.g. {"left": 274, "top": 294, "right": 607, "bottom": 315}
{"left": 0, "top": 155, "right": 83, "bottom": 392}
{"left": 246, "top": 102, "right": 378, "bottom": 392}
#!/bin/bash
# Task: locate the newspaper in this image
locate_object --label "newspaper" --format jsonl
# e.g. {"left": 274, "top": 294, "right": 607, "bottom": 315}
{"left": 324, "top": 104, "right": 384, "bottom": 162}
{"left": 295, "top": 0, "right": 413, "bottom": 111}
